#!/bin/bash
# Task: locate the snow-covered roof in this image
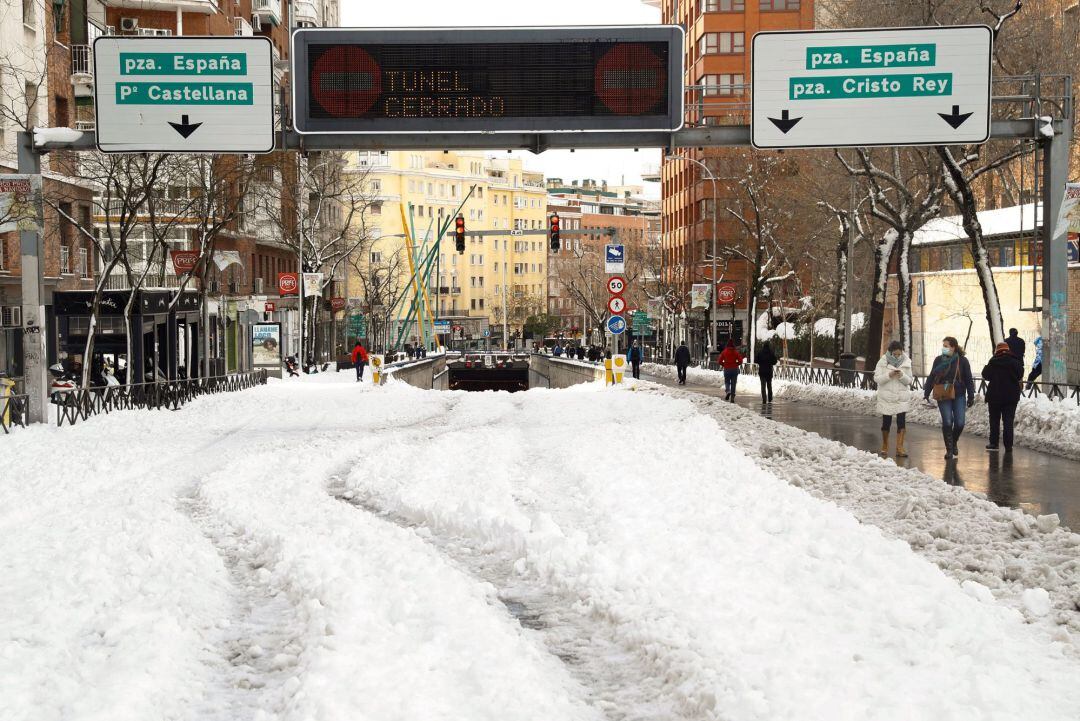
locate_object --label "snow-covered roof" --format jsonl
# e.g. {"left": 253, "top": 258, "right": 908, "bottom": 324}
{"left": 912, "top": 203, "right": 1041, "bottom": 246}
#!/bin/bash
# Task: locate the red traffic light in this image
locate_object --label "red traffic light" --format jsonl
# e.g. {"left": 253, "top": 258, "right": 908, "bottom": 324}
{"left": 455, "top": 213, "right": 466, "bottom": 253}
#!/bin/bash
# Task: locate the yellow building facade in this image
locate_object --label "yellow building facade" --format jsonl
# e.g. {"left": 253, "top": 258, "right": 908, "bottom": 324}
{"left": 346, "top": 151, "right": 548, "bottom": 349}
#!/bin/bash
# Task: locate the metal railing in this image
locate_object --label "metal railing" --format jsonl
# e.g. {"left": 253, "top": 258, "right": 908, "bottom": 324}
{"left": 1, "top": 393, "right": 29, "bottom": 433}
{"left": 663, "top": 358, "right": 1080, "bottom": 406}
{"left": 52, "top": 370, "right": 267, "bottom": 428}
{"left": 71, "top": 45, "right": 92, "bottom": 77}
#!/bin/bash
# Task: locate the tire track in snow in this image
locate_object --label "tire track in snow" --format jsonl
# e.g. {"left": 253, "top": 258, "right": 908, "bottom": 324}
{"left": 327, "top": 392, "right": 697, "bottom": 721}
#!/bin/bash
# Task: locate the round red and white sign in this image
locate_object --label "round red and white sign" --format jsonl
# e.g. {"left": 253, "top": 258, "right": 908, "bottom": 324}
{"left": 608, "top": 295, "right": 627, "bottom": 314}
{"left": 607, "top": 276, "right": 627, "bottom": 295}
{"left": 716, "top": 283, "right": 737, "bottom": 305}
{"left": 278, "top": 273, "right": 299, "bottom": 295}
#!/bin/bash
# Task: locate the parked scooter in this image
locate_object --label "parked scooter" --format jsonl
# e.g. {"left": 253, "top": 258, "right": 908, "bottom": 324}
{"left": 48, "top": 363, "right": 77, "bottom": 404}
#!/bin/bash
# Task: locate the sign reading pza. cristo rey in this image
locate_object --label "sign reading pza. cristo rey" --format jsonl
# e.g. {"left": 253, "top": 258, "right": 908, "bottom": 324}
{"left": 752, "top": 26, "right": 992, "bottom": 149}
{"left": 291, "top": 26, "right": 684, "bottom": 134}
{"left": 93, "top": 36, "right": 275, "bottom": 153}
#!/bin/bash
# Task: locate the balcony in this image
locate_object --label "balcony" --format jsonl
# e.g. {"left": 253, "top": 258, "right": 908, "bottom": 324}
{"left": 70, "top": 45, "right": 93, "bottom": 98}
{"left": 233, "top": 16, "right": 253, "bottom": 36}
{"left": 93, "top": 198, "right": 207, "bottom": 226}
{"left": 293, "top": 0, "right": 318, "bottom": 25}
{"left": 108, "top": 0, "right": 216, "bottom": 14}
{"left": 251, "top": 0, "right": 282, "bottom": 27}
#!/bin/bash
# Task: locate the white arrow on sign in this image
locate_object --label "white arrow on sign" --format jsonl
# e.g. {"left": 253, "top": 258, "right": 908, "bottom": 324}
{"left": 93, "top": 36, "right": 275, "bottom": 154}
{"left": 751, "top": 26, "right": 992, "bottom": 149}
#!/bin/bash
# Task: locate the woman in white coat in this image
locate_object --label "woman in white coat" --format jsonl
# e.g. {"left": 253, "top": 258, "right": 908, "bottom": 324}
{"left": 874, "top": 340, "right": 913, "bottom": 457}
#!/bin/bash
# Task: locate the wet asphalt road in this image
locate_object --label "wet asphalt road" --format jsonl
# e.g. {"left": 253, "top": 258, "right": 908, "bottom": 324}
{"left": 647, "top": 374, "right": 1080, "bottom": 532}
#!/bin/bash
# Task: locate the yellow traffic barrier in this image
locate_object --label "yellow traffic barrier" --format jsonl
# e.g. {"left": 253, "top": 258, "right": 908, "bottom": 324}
{"left": 604, "top": 357, "right": 613, "bottom": 385}
{"left": 371, "top": 355, "right": 384, "bottom": 385}
{"left": 0, "top": 376, "right": 14, "bottom": 427}
{"left": 612, "top": 355, "right": 626, "bottom": 384}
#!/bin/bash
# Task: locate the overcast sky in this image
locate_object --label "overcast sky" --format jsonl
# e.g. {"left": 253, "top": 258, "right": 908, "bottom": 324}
{"left": 338, "top": 0, "right": 663, "bottom": 197}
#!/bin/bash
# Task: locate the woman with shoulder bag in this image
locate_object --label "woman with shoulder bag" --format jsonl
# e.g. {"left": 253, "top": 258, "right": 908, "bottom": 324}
{"left": 922, "top": 336, "right": 976, "bottom": 460}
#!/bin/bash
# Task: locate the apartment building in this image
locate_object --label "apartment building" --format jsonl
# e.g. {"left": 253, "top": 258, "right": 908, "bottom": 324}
{"left": 0, "top": 0, "right": 97, "bottom": 381}
{"left": 546, "top": 179, "right": 660, "bottom": 343}
{"left": 657, "top": 0, "right": 813, "bottom": 347}
{"left": 346, "top": 151, "right": 548, "bottom": 350}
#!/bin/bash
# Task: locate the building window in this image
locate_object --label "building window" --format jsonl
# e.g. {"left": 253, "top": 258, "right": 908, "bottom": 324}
{"left": 78, "top": 248, "right": 89, "bottom": 278}
{"left": 478, "top": 298, "right": 484, "bottom": 309}
{"left": 760, "top": 0, "right": 799, "bottom": 9}
{"left": 22, "top": 0, "right": 36, "bottom": 26}
{"left": 370, "top": 251, "right": 382, "bottom": 264}
{"left": 699, "top": 32, "right": 743, "bottom": 55}
{"left": 369, "top": 179, "right": 381, "bottom": 193}
{"left": 703, "top": 0, "right": 744, "bottom": 10}
{"left": 700, "top": 74, "right": 745, "bottom": 96}
{"left": 60, "top": 245, "right": 70, "bottom": 274}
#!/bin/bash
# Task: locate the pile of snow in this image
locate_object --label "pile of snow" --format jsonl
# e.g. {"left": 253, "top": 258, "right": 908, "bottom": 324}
{"left": 4, "top": 372, "right": 1080, "bottom": 719}
{"left": 642, "top": 383, "right": 1080, "bottom": 649}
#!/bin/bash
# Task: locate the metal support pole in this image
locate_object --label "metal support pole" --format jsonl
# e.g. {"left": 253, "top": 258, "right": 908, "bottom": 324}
{"left": 1041, "top": 117, "right": 1072, "bottom": 385}
{"left": 17, "top": 131, "right": 47, "bottom": 424}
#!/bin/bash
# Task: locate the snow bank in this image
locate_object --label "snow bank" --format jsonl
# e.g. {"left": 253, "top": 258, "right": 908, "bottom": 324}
{"left": 641, "top": 382, "right": 1080, "bottom": 648}
{"left": 347, "top": 386, "right": 1080, "bottom": 720}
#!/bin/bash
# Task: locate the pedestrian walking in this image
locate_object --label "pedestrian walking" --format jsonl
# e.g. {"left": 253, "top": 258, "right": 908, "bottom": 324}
{"left": 873, "top": 340, "right": 912, "bottom": 457}
{"left": 1026, "top": 335, "right": 1043, "bottom": 390}
{"left": 718, "top": 338, "right": 744, "bottom": 402}
{"left": 576, "top": 346, "right": 585, "bottom": 361}
{"left": 982, "top": 342, "right": 1023, "bottom": 453}
{"left": 923, "top": 336, "right": 976, "bottom": 460}
{"left": 627, "top": 340, "right": 643, "bottom": 379}
{"left": 754, "top": 341, "right": 778, "bottom": 404}
{"left": 553, "top": 343, "right": 564, "bottom": 357}
{"left": 1004, "top": 328, "right": 1025, "bottom": 361}
{"left": 674, "top": 340, "right": 691, "bottom": 384}
{"left": 351, "top": 339, "right": 369, "bottom": 382}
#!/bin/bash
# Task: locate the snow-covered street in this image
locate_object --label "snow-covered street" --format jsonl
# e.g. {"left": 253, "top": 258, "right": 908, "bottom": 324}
{"left": 4, "top": 374, "right": 1080, "bottom": 721}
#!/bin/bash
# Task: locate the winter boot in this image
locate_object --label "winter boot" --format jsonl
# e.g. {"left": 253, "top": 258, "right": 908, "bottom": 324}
{"left": 942, "top": 428, "right": 954, "bottom": 459}
{"left": 951, "top": 428, "right": 963, "bottom": 458}
{"left": 895, "top": 429, "right": 908, "bottom": 458}
{"left": 880, "top": 430, "right": 890, "bottom": 455}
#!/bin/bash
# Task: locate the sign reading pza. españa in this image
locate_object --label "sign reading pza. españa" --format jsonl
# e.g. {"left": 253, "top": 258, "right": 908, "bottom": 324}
{"left": 752, "top": 26, "right": 992, "bottom": 149}
{"left": 93, "top": 37, "right": 274, "bottom": 153}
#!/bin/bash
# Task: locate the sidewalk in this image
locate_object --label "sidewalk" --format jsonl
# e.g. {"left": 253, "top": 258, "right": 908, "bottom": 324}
{"left": 645, "top": 372, "right": 1080, "bottom": 532}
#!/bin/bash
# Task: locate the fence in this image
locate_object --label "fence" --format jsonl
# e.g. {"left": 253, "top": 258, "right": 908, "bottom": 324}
{"left": 52, "top": 370, "right": 267, "bottom": 428}
{"left": 1, "top": 392, "right": 29, "bottom": 434}
{"left": 651, "top": 355, "right": 1080, "bottom": 406}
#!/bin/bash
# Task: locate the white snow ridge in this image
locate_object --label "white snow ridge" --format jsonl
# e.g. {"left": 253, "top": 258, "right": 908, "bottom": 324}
{"left": 2, "top": 373, "right": 1079, "bottom": 721}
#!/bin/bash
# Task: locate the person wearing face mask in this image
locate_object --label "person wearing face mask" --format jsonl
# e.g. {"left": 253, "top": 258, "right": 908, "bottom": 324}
{"left": 873, "top": 340, "right": 913, "bottom": 457}
{"left": 923, "top": 336, "right": 976, "bottom": 460}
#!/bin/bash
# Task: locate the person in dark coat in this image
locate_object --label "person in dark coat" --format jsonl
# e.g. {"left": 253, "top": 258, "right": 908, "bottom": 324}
{"left": 576, "top": 346, "right": 585, "bottom": 361}
{"left": 922, "top": 336, "right": 976, "bottom": 460}
{"left": 626, "top": 340, "right": 643, "bottom": 379}
{"left": 982, "top": 341, "right": 1024, "bottom": 452}
{"left": 1004, "top": 328, "right": 1025, "bottom": 361}
{"left": 754, "top": 341, "right": 778, "bottom": 403}
{"left": 674, "top": 340, "right": 691, "bottom": 385}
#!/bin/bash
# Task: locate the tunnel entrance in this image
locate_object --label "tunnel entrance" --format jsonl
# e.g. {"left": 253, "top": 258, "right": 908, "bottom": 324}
{"left": 446, "top": 353, "right": 529, "bottom": 392}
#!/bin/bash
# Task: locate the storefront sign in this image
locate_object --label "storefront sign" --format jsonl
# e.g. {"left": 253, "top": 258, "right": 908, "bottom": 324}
{"left": 170, "top": 250, "right": 201, "bottom": 275}
{"left": 330, "top": 297, "right": 346, "bottom": 312}
{"left": 278, "top": 272, "right": 299, "bottom": 296}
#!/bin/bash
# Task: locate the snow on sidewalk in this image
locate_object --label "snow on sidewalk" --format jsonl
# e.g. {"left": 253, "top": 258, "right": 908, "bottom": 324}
{"left": 642, "top": 362, "right": 1080, "bottom": 460}
{"left": 4, "top": 373, "right": 1080, "bottom": 720}
{"left": 346, "top": 384, "right": 1080, "bottom": 721}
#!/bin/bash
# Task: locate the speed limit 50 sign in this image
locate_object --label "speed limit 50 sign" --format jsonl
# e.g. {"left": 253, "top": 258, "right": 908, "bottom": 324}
{"left": 607, "top": 276, "right": 626, "bottom": 295}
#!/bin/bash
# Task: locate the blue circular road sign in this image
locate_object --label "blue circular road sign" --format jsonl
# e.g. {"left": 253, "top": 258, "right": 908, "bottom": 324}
{"left": 606, "top": 315, "right": 627, "bottom": 335}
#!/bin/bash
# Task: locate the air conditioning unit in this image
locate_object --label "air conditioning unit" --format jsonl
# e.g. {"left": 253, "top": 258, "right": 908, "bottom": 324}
{"left": 0, "top": 305, "right": 22, "bottom": 328}
{"left": 253, "top": 278, "right": 264, "bottom": 294}
{"left": 120, "top": 17, "right": 138, "bottom": 32}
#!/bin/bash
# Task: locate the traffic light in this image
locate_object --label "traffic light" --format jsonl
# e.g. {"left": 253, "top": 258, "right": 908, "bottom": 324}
{"left": 455, "top": 214, "right": 466, "bottom": 254}
{"left": 549, "top": 213, "right": 560, "bottom": 252}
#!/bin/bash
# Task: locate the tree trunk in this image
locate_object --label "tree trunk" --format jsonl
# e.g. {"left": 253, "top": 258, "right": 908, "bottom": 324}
{"left": 833, "top": 236, "right": 849, "bottom": 362}
{"left": 896, "top": 230, "right": 914, "bottom": 354}
{"left": 865, "top": 231, "right": 898, "bottom": 373}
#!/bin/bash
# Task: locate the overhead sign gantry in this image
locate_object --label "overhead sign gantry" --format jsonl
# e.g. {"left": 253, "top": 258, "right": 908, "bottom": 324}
{"left": 751, "top": 26, "right": 993, "bottom": 149}
{"left": 291, "top": 26, "right": 684, "bottom": 134}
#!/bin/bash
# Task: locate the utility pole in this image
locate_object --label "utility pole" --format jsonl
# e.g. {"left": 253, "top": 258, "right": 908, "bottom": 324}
{"left": 16, "top": 132, "right": 47, "bottom": 424}
{"left": 843, "top": 170, "right": 856, "bottom": 355}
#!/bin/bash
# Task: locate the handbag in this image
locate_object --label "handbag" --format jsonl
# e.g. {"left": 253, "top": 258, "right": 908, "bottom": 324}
{"left": 932, "top": 360, "right": 960, "bottom": 401}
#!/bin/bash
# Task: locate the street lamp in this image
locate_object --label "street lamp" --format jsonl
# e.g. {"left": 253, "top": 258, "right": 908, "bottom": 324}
{"left": 665, "top": 153, "right": 719, "bottom": 361}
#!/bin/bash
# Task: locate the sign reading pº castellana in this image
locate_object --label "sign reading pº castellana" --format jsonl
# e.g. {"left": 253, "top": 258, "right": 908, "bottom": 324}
{"left": 291, "top": 26, "right": 684, "bottom": 134}
{"left": 93, "top": 36, "right": 275, "bottom": 153}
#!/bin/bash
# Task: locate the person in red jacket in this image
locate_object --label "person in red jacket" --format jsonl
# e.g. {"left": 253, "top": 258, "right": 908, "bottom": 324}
{"left": 718, "top": 338, "right": 744, "bottom": 402}
{"left": 350, "top": 339, "right": 369, "bottom": 382}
